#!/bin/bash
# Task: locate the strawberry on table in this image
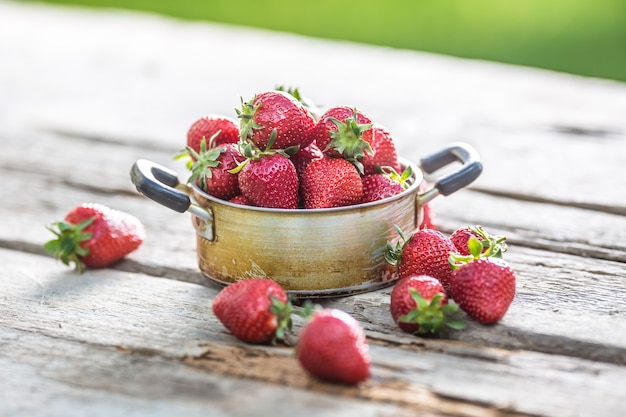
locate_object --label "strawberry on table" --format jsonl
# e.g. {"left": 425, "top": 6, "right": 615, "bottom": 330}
{"left": 300, "top": 157, "right": 363, "bottom": 209}
{"left": 450, "top": 225, "right": 507, "bottom": 258}
{"left": 449, "top": 235, "right": 516, "bottom": 324}
{"left": 449, "top": 257, "right": 516, "bottom": 324}
{"left": 186, "top": 114, "right": 240, "bottom": 154}
{"left": 296, "top": 308, "right": 370, "bottom": 385}
{"left": 237, "top": 90, "right": 316, "bottom": 151}
{"left": 386, "top": 227, "right": 458, "bottom": 289}
{"left": 44, "top": 203, "right": 145, "bottom": 272}
{"left": 390, "top": 275, "right": 466, "bottom": 335}
{"left": 212, "top": 279, "right": 295, "bottom": 344}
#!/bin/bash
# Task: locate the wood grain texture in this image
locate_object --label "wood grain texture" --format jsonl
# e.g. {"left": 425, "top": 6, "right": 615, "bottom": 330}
{"left": 2, "top": 249, "right": 624, "bottom": 417}
{"left": 1, "top": 2, "right": 625, "bottom": 416}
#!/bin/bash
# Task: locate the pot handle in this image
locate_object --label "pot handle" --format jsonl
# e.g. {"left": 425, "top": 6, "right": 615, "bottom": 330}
{"left": 418, "top": 142, "right": 482, "bottom": 205}
{"left": 130, "top": 159, "right": 213, "bottom": 223}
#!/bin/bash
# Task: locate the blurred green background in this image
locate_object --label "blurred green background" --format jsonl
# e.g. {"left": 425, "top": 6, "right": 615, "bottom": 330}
{"left": 31, "top": 0, "right": 626, "bottom": 82}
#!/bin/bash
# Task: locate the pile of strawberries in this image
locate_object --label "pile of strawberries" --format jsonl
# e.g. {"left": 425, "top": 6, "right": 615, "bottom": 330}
{"left": 180, "top": 88, "right": 516, "bottom": 385}
{"left": 211, "top": 224, "right": 516, "bottom": 386}
{"left": 387, "top": 225, "right": 515, "bottom": 334}
{"left": 178, "top": 88, "right": 422, "bottom": 212}
{"left": 44, "top": 88, "right": 517, "bottom": 387}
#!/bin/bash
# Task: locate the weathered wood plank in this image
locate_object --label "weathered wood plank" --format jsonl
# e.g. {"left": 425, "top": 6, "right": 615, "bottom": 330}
{"left": 2, "top": 248, "right": 624, "bottom": 417}
{"left": 2, "top": 329, "right": 421, "bottom": 417}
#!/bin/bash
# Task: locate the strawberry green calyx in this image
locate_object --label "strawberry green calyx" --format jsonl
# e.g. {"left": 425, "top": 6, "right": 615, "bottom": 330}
{"left": 44, "top": 217, "right": 95, "bottom": 273}
{"left": 399, "top": 289, "right": 466, "bottom": 335}
{"left": 472, "top": 225, "right": 508, "bottom": 258}
{"left": 385, "top": 224, "right": 408, "bottom": 266}
{"left": 378, "top": 165, "right": 414, "bottom": 190}
{"left": 269, "top": 295, "right": 296, "bottom": 345}
{"left": 449, "top": 229, "right": 507, "bottom": 271}
{"left": 175, "top": 128, "right": 225, "bottom": 170}
{"left": 184, "top": 138, "right": 225, "bottom": 189}
{"left": 236, "top": 95, "right": 263, "bottom": 142}
{"left": 326, "top": 108, "right": 373, "bottom": 174}
{"left": 173, "top": 149, "right": 194, "bottom": 170}
{"left": 229, "top": 130, "right": 299, "bottom": 174}
{"left": 270, "top": 297, "right": 315, "bottom": 345}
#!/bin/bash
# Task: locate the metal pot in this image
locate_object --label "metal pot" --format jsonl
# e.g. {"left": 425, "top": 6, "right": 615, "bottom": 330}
{"left": 130, "top": 142, "right": 481, "bottom": 298}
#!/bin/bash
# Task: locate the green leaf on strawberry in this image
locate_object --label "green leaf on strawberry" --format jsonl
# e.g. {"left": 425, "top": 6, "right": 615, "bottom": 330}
{"left": 377, "top": 165, "right": 414, "bottom": 189}
{"left": 270, "top": 295, "right": 297, "bottom": 345}
{"left": 384, "top": 224, "right": 407, "bottom": 266}
{"left": 399, "top": 291, "right": 466, "bottom": 333}
{"left": 184, "top": 138, "right": 226, "bottom": 189}
{"left": 44, "top": 217, "right": 94, "bottom": 273}
{"left": 325, "top": 109, "right": 373, "bottom": 174}
{"left": 44, "top": 204, "right": 145, "bottom": 273}
{"left": 450, "top": 231, "right": 507, "bottom": 271}
{"left": 236, "top": 95, "right": 264, "bottom": 143}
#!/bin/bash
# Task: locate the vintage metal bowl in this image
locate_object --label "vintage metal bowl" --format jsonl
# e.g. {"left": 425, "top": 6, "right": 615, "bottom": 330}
{"left": 130, "top": 142, "right": 481, "bottom": 298}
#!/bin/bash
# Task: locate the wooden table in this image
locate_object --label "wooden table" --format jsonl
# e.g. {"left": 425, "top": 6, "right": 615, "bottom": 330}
{"left": 2, "top": 2, "right": 625, "bottom": 416}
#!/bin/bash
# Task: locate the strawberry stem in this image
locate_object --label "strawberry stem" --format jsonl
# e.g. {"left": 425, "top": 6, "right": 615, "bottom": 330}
{"left": 185, "top": 138, "right": 225, "bottom": 188}
{"left": 449, "top": 227, "right": 509, "bottom": 271}
{"left": 44, "top": 217, "right": 95, "bottom": 273}
{"left": 325, "top": 108, "right": 373, "bottom": 174}
{"left": 269, "top": 295, "right": 312, "bottom": 346}
{"left": 399, "top": 289, "right": 466, "bottom": 335}
{"left": 384, "top": 224, "right": 409, "bottom": 266}
{"left": 378, "top": 165, "right": 415, "bottom": 190}
{"left": 236, "top": 95, "right": 264, "bottom": 142}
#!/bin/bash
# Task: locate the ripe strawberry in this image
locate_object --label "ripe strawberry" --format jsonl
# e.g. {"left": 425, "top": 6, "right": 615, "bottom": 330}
{"left": 300, "top": 157, "right": 363, "bottom": 209}
{"left": 237, "top": 90, "right": 316, "bottom": 150}
{"left": 450, "top": 225, "right": 507, "bottom": 257}
{"left": 186, "top": 114, "right": 240, "bottom": 154}
{"left": 44, "top": 203, "right": 145, "bottom": 272}
{"left": 417, "top": 181, "right": 436, "bottom": 230}
{"left": 448, "top": 258, "right": 516, "bottom": 324}
{"left": 390, "top": 275, "right": 465, "bottom": 335}
{"left": 229, "top": 194, "right": 254, "bottom": 206}
{"left": 296, "top": 309, "right": 370, "bottom": 385}
{"left": 237, "top": 152, "right": 299, "bottom": 209}
{"left": 361, "top": 124, "right": 401, "bottom": 175}
{"left": 311, "top": 106, "right": 373, "bottom": 173}
{"left": 361, "top": 174, "right": 404, "bottom": 203}
{"left": 290, "top": 142, "right": 324, "bottom": 179}
{"left": 420, "top": 203, "right": 436, "bottom": 230}
{"left": 361, "top": 166, "right": 413, "bottom": 204}
{"left": 186, "top": 141, "right": 241, "bottom": 200}
{"left": 386, "top": 228, "right": 458, "bottom": 289}
{"left": 212, "top": 279, "right": 295, "bottom": 344}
